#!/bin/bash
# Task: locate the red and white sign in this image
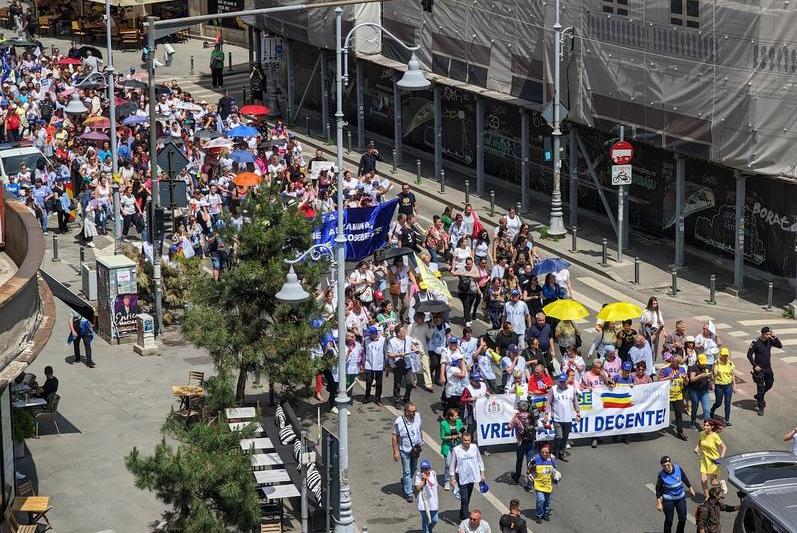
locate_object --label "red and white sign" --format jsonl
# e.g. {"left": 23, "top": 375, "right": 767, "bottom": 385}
{"left": 610, "top": 140, "right": 634, "bottom": 165}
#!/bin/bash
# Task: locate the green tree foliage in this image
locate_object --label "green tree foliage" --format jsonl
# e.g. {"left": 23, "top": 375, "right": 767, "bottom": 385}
{"left": 126, "top": 371, "right": 260, "bottom": 532}
{"left": 181, "top": 184, "right": 329, "bottom": 402}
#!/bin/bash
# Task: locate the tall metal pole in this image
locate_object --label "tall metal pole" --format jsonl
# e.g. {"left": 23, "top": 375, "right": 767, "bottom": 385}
{"left": 393, "top": 71, "right": 402, "bottom": 167}
{"left": 617, "top": 125, "right": 624, "bottom": 263}
{"left": 475, "top": 96, "right": 484, "bottom": 195}
{"left": 521, "top": 110, "right": 529, "bottom": 211}
{"left": 674, "top": 155, "right": 685, "bottom": 268}
{"left": 334, "top": 8, "right": 355, "bottom": 533}
{"left": 733, "top": 170, "right": 745, "bottom": 290}
{"left": 356, "top": 60, "right": 364, "bottom": 150}
{"left": 105, "top": 0, "right": 117, "bottom": 175}
{"left": 569, "top": 127, "right": 578, "bottom": 227}
{"left": 147, "top": 16, "right": 163, "bottom": 335}
{"left": 548, "top": 0, "right": 566, "bottom": 237}
{"left": 433, "top": 84, "right": 442, "bottom": 183}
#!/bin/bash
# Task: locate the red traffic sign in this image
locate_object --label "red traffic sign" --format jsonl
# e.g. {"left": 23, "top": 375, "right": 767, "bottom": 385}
{"left": 610, "top": 140, "right": 634, "bottom": 165}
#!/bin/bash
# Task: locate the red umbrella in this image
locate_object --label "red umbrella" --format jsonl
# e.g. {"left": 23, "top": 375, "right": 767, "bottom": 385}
{"left": 114, "top": 96, "right": 128, "bottom": 106}
{"left": 240, "top": 104, "right": 270, "bottom": 116}
{"left": 56, "top": 57, "right": 81, "bottom": 66}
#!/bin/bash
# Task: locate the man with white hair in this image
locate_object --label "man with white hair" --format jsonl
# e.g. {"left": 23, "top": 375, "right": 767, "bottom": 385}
{"left": 695, "top": 322, "right": 720, "bottom": 367}
{"left": 82, "top": 50, "right": 101, "bottom": 73}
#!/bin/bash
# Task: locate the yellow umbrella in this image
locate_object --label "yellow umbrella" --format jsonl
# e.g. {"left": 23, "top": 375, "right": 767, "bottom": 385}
{"left": 542, "top": 299, "right": 590, "bottom": 321}
{"left": 596, "top": 302, "right": 643, "bottom": 323}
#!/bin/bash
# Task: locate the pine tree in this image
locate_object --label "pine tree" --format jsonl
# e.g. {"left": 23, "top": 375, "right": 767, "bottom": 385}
{"left": 125, "top": 372, "right": 261, "bottom": 532}
{"left": 181, "top": 184, "right": 329, "bottom": 403}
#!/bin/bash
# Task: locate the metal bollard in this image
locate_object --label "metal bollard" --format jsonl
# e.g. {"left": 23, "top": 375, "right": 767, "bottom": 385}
{"left": 52, "top": 234, "right": 60, "bottom": 262}
{"left": 189, "top": 55, "right": 194, "bottom": 75}
{"left": 392, "top": 149, "right": 397, "bottom": 174}
{"left": 242, "top": 87, "right": 247, "bottom": 104}
{"left": 671, "top": 269, "right": 679, "bottom": 296}
{"left": 465, "top": 180, "right": 470, "bottom": 205}
{"left": 600, "top": 238, "right": 608, "bottom": 266}
{"left": 489, "top": 190, "right": 495, "bottom": 217}
{"left": 440, "top": 169, "right": 446, "bottom": 193}
{"left": 516, "top": 202, "right": 522, "bottom": 218}
{"left": 634, "top": 257, "right": 640, "bottom": 284}
{"left": 571, "top": 227, "right": 578, "bottom": 253}
{"left": 347, "top": 131, "right": 352, "bottom": 154}
{"left": 709, "top": 274, "right": 717, "bottom": 305}
{"left": 416, "top": 159, "right": 422, "bottom": 185}
{"left": 306, "top": 115, "right": 310, "bottom": 136}
{"left": 227, "top": 51, "right": 233, "bottom": 72}
{"left": 80, "top": 246, "right": 85, "bottom": 267}
{"left": 325, "top": 122, "right": 331, "bottom": 144}
{"left": 767, "top": 282, "right": 774, "bottom": 310}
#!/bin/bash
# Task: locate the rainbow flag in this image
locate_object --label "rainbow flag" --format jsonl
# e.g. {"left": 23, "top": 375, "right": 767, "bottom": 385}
{"left": 601, "top": 391, "right": 633, "bottom": 409}
{"left": 530, "top": 395, "right": 547, "bottom": 410}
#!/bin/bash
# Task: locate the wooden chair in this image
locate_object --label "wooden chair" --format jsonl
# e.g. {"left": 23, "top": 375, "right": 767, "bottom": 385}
{"left": 174, "top": 396, "right": 202, "bottom": 426}
{"left": 261, "top": 522, "right": 282, "bottom": 533}
{"left": 4, "top": 510, "right": 36, "bottom": 533}
{"left": 37, "top": 16, "right": 50, "bottom": 35}
{"left": 70, "top": 20, "right": 85, "bottom": 43}
{"left": 187, "top": 371, "right": 204, "bottom": 387}
{"left": 34, "top": 393, "right": 60, "bottom": 438}
{"left": 16, "top": 480, "right": 33, "bottom": 497}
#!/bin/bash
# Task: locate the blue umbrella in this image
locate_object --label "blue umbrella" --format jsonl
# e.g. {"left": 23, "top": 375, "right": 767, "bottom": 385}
{"left": 228, "top": 125, "right": 259, "bottom": 138}
{"left": 122, "top": 115, "right": 148, "bottom": 126}
{"left": 531, "top": 257, "right": 571, "bottom": 277}
{"left": 229, "top": 150, "right": 256, "bottom": 164}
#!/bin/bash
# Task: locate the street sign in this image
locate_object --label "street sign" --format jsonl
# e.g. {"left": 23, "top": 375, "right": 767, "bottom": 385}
{"left": 261, "top": 35, "right": 284, "bottom": 63}
{"left": 156, "top": 141, "right": 189, "bottom": 178}
{"left": 541, "top": 101, "right": 569, "bottom": 127}
{"left": 611, "top": 164, "right": 632, "bottom": 186}
{"left": 610, "top": 140, "right": 634, "bottom": 165}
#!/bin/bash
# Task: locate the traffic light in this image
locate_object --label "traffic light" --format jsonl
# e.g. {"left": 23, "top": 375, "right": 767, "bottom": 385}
{"left": 543, "top": 137, "right": 553, "bottom": 162}
{"left": 148, "top": 204, "right": 165, "bottom": 243}
{"left": 422, "top": 0, "right": 433, "bottom": 12}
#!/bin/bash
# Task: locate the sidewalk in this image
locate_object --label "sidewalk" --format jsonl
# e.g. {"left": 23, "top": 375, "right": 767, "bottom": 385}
{"left": 293, "top": 123, "right": 795, "bottom": 317}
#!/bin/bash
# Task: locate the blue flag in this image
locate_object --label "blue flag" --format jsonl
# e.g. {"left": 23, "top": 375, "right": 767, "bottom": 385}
{"left": 313, "top": 199, "right": 398, "bottom": 261}
{"left": 0, "top": 56, "right": 10, "bottom": 82}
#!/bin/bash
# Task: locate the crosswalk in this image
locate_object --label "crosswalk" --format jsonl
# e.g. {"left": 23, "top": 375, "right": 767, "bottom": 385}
{"left": 155, "top": 70, "right": 251, "bottom": 105}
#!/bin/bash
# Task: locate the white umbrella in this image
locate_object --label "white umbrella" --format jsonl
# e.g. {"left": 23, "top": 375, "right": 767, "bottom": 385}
{"left": 202, "top": 137, "right": 235, "bottom": 149}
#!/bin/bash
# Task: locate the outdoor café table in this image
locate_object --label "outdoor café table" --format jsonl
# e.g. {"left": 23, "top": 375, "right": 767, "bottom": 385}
{"left": 239, "top": 437, "right": 275, "bottom": 453}
{"left": 12, "top": 495, "right": 52, "bottom": 529}
{"left": 171, "top": 385, "right": 205, "bottom": 409}
{"left": 261, "top": 484, "right": 300, "bottom": 500}
{"left": 12, "top": 397, "right": 47, "bottom": 409}
{"left": 228, "top": 422, "right": 263, "bottom": 435}
{"left": 225, "top": 407, "right": 256, "bottom": 421}
{"left": 250, "top": 453, "right": 283, "bottom": 471}
{"left": 253, "top": 469, "right": 291, "bottom": 486}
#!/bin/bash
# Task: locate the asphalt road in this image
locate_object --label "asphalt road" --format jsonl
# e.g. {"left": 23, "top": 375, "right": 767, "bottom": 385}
{"left": 340, "top": 189, "right": 797, "bottom": 533}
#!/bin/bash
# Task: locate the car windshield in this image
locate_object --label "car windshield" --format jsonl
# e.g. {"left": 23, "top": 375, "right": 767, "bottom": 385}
{"left": 736, "top": 463, "right": 797, "bottom": 487}
{"left": 1, "top": 153, "right": 49, "bottom": 175}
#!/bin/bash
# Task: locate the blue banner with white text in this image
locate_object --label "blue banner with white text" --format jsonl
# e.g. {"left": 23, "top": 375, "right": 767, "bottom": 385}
{"left": 313, "top": 199, "right": 398, "bottom": 261}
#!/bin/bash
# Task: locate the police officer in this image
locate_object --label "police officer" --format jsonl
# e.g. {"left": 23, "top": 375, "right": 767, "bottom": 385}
{"left": 357, "top": 141, "right": 382, "bottom": 176}
{"left": 746, "top": 326, "right": 783, "bottom": 416}
{"left": 655, "top": 456, "right": 695, "bottom": 533}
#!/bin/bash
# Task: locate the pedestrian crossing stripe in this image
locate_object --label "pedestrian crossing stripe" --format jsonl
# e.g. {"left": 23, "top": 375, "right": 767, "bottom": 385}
{"left": 714, "top": 323, "right": 731, "bottom": 330}
{"left": 576, "top": 276, "right": 645, "bottom": 309}
{"left": 780, "top": 338, "right": 797, "bottom": 346}
{"left": 782, "top": 356, "right": 797, "bottom": 363}
{"left": 738, "top": 319, "right": 797, "bottom": 326}
{"left": 770, "top": 328, "right": 797, "bottom": 335}
{"left": 728, "top": 331, "right": 749, "bottom": 338}
{"left": 693, "top": 315, "right": 715, "bottom": 322}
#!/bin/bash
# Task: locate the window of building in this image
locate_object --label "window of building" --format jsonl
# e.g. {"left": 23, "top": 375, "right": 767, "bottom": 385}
{"left": 671, "top": 0, "right": 699, "bottom": 28}
{"left": 602, "top": 0, "right": 628, "bottom": 16}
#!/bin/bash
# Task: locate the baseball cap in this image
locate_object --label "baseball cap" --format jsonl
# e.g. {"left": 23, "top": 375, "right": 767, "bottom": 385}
{"left": 448, "top": 336, "right": 459, "bottom": 345}
{"left": 419, "top": 281, "right": 429, "bottom": 290}
{"left": 660, "top": 455, "right": 672, "bottom": 465}
{"left": 604, "top": 344, "right": 616, "bottom": 353}
{"left": 719, "top": 346, "right": 730, "bottom": 356}
{"left": 366, "top": 326, "right": 379, "bottom": 336}
{"left": 697, "top": 353, "right": 708, "bottom": 366}
{"left": 557, "top": 373, "right": 568, "bottom": 382}
{"left": 621, "top": 361, "right": 633, "bottom": 371}
{"left": 507, "top": 344, "right": 518, "bottom": 353}
{"left": 420, "top": 459, "right": 431, "bottom": 469}
{"left": 470, "top": 369, "right": 482, "bottom": 381}
{"left": 511, "top": 288, "right": 520, "bottom": 296}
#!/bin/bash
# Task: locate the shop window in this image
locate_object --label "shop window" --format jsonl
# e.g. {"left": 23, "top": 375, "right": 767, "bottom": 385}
{"left": 671, "top": 0, "right": 699, "bottom": 28}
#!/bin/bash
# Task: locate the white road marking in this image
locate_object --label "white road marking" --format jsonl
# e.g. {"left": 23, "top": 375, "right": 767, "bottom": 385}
{"left": 738, "top": 319, "right": 797, "bottom": 326}
{"left": 575, "top": 277, "right": 645, "bottom": 309}
{"left": 574, "top": 291, "right": 605, "bottom": 313}
{"left": 781, "top": 356, "right": 797, "bottom": 364}
{"left": 644, "top": 483, "right": 696, "bottom": 524}
{"left": 779, "top": 338, "right": 797, "bottom": 346}
{"left": 713, "top": 323, "right": 731, "bottom": 330}
{"left": 727, "top": 331, "right": 749, "bottom": 338}
{"left": 773, "top": 348, "right": 785, "bottom": 354}
{"left": 383, "top": 404, "right": 512, "bottom": 516}
{"left": 770, "top": 328, "right": 797, "bottom": 335}
{"left": 693, "top": 316, "right": 714, "bottom": 322}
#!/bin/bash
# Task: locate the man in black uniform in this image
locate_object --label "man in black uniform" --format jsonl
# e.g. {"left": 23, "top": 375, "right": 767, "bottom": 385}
{"left": 357, "top": 141, "right": 381, "bottom": 176}
{"left": 746, "top": 326, "right": 783, "bottom": 416}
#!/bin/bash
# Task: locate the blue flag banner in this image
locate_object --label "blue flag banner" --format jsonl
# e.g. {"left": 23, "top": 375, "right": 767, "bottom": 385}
{"left": 313, "top": 199, "right": 398, "bottom": 261}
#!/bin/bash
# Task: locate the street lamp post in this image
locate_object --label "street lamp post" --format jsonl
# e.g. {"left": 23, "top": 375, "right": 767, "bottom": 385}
{"left": 104, "top": 0, "right": 121, "bottom": 252}
{"left": 548, "top": 0, "right": 567, "bottom": 237}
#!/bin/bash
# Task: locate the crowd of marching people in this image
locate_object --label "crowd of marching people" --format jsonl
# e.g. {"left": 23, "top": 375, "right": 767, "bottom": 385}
{"left": 2, "top": 31, "right": 793, "bottom": 533}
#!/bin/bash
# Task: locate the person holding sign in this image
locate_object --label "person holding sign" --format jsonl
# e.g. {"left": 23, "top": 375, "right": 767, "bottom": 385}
{"left": 528, "top": 444, "right": 559, "bottom": 524}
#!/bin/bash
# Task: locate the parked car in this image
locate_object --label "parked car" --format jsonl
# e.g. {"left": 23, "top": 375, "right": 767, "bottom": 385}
{"left": 716, "top": 451, "right": 797, "bottom": 533}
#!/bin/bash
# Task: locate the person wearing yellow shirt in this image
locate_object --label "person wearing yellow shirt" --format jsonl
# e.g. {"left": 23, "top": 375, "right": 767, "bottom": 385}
{"left": 693, "top": 419, "right": 727, "bottom": 498}
{"left": 710, "top": 347, "right": 736, "bottom": 427}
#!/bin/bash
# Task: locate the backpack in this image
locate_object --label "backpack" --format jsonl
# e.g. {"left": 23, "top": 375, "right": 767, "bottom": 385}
{"left": 520, "top": 412, "right": 538, "bottom": 442}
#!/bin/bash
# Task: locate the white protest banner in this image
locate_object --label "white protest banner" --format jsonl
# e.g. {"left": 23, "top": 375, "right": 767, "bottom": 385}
{"left": 474, "top": 381, "right": 671, "bottom": 445}
{"left": 570, "top": 381, "right": 671, "bottom": 438}
{"left": 309, "top": 161, "right": 336, "bottom": 180}
{"left": 474, "top": 394, "right": 519, "bottom": 446}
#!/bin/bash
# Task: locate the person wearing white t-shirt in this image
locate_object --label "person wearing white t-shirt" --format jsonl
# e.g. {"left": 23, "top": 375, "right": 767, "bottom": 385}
{"left": 205, "top": 185, "right": 223, "bottom": 223}
{"left": 505, "top": 207, "right": 522, "bottom": 240}
{"left": 553, "top": 267, "right": 574, "bottom": 298}
{"left": 414, "top": 459, "right": 439, "bottom": 533}
{"left": 785, "top": 426, "right": 797, "bottom": 456}
{"left": 502, "top": 289, "right": 531, "bottom": 346}
{"left": 392, "top": 403, "right": 424, "bottom": 502}
{"left": 449, "top": 432, "right": 485, "bottom": 521}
